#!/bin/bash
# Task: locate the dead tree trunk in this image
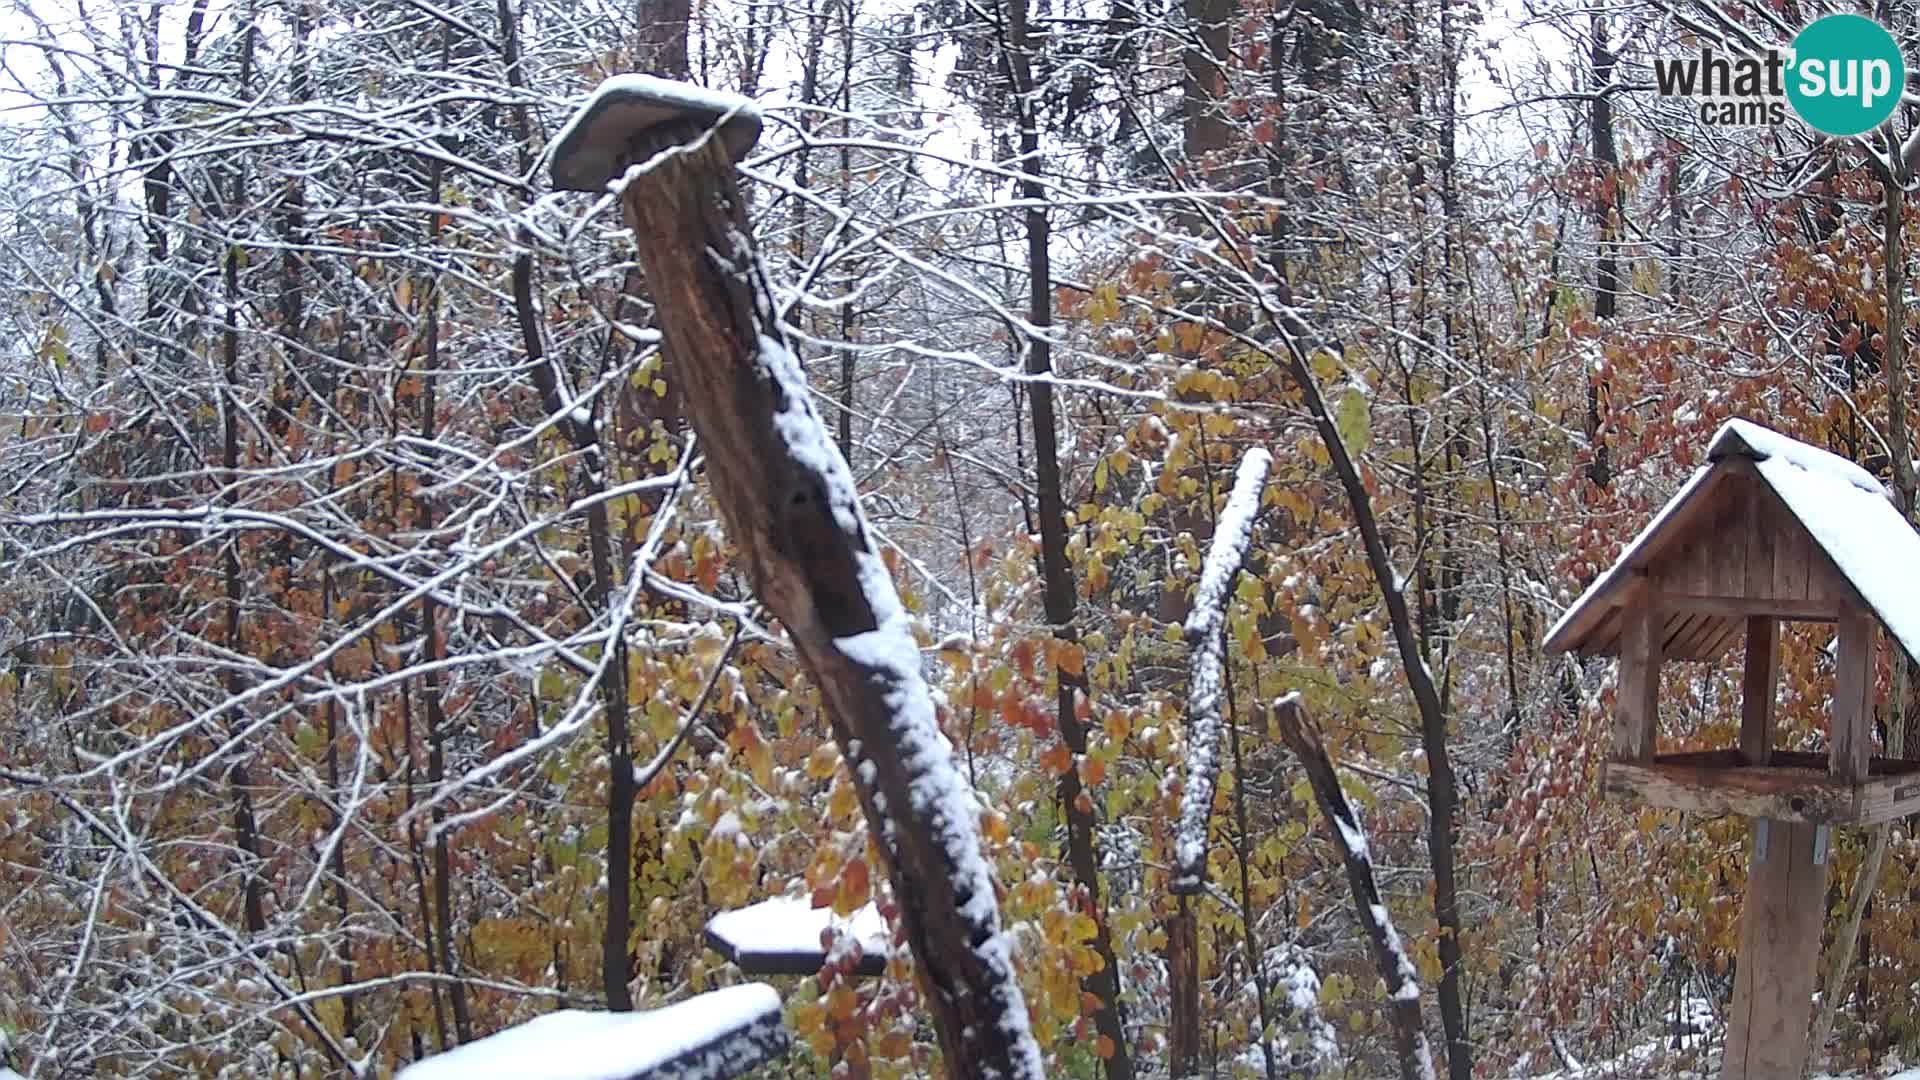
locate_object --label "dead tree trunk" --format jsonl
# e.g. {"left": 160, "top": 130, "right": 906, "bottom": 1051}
{"left": 1272, "top": 694, "right": 1436, "bottom": 1080}
{"left": 569, "top": 95, "right": 1044, "bottom": 1079}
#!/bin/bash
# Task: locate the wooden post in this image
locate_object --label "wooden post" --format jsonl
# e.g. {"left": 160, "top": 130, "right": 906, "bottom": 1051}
{"left": 1832, "top": 604, "right": 1874, "bottom": 784}
{"left": 1740, "top": 616, "right": 1776, "bottom": 766}
{"left": 1615, "top": 577, "right": 1661, "bottom": 762}
{"left": 549, "top": 83, "right": 1043, "bottom": 1079}
{"left": 1723, "top": 819, "right": 1828, "bottom": 1078}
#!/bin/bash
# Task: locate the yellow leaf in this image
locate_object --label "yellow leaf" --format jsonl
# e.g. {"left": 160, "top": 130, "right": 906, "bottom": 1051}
{"left": 805, "top": 743, "right": 841, "bottom": 780}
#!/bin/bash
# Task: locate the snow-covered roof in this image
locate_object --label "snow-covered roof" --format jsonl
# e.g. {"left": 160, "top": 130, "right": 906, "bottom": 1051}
{"left": 395, "top": 984, "right": 786, "bottom": 1080}
{"left": 1544, "top": 418, "right": 1920, "bottom": 664}
{"left": 704, "top": 895, "right": 889, "bottom": 976}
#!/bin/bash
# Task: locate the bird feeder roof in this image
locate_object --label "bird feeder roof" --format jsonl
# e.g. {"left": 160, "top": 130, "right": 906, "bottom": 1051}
{"left": 1544, "top": 419, "right": 1920, "bottom": 663}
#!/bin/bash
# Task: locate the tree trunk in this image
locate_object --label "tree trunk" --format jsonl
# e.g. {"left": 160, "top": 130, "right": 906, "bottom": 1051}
{"left": 1003, "top": 0, "right": 1134, "bottom": 1072}
{"left": 612, "top": 114, "right": 1043, "bottom": 1080}
{"left": 1265, "top": 301, "right": 1471, "bottom": 1080}
{"left": 1585, "top": 13, "right": 1618, "bottom": 489}
{"left": 1273, "top": 696, "right": 1436, "bottom": 1080}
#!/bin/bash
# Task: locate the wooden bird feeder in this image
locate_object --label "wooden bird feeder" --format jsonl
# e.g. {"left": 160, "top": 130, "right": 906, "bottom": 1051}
{"left": 1545, "top": 418, "right": 1920, "bottom": 1077}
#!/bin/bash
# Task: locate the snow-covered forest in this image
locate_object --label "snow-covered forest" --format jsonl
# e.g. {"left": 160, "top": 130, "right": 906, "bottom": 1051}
{"left": 2, "top": 0, "right": 1919, "bottom": 1074}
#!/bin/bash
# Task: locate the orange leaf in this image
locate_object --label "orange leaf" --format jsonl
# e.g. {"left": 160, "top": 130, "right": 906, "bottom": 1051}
{"left": 1057, "top": 642, "right": 1085, "bottom": 677}
{"left": 1011, "top": 639, "right": 1037, "bottom": 680}
{"left": 1040, "top": 745, "right": 1073, "bottom": 776}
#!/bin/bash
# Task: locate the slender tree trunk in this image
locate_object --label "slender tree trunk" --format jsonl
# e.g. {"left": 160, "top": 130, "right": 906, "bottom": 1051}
{"left": 417, "top": 88, "right": 472, "bottom": 1039}
{"left": 1003, "top": 0, "right": 1132, "bottom": 1071}
{"left": 218, "top": 4, "right": 269, "bottom": 945}
{"left": 1274, "top": 697, "right": 1437, "bottom": 1080}
{"left": 1585, "top": 14, "right": 1618, "bottom": 489}
{"left": 1264, "top": 300, "right": 1471, "bottom": 1079}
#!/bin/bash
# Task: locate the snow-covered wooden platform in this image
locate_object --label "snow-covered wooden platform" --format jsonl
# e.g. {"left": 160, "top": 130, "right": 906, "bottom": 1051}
{"left": 396, "top": 984, "right": 786, "bottom": 1080}
{"left": 704, "top": 895, "right": 888, "bottom": 977}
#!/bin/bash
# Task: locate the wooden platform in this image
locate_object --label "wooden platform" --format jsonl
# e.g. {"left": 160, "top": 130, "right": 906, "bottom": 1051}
{"left": 1604, "top": 750, "right": 1920, "bottom": 826}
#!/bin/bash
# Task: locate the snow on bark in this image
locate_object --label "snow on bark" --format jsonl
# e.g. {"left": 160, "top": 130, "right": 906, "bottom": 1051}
{"left": 755, "top": 325, "right": 1045, "bottom": 1078}
{"left": 597, "top": 114, "right": 1045, "bottom": 1079}
{"left": 397, "top": 983, "right": 787, "bottom": 1080}
{"left": 1271, "top": 693, "right": 1436, "bottom": 1080}
{"left": 1171, "top": 447, "right": 1272, "bottom": 894}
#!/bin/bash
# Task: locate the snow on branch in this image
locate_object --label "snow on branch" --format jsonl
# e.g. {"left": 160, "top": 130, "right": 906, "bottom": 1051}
{"left": 1172, "top": 447, "right": 1272, "bottom": 894}
{"left": 1271, "top": 693, "right": 1436, "bottom": 1080}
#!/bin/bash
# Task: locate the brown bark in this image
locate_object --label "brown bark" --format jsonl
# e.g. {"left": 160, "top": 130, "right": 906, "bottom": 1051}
{"left": 1167, "top": 896, "right": 1201, "bottom": 1077}
{"left": 1585, "top": 14, "right": 1618, "bottom": 489}
{"left": 1182, "top": 0, "right": 1233, "bottom": 172}
{"left": 1002, "top": 0, "right": 1134, "bottom": 1070}
{"left": 613, "top": 117, "right": 1042, "bottom": 1080}
{"left": 217, "top": 10, "right": 268, "bottom": 946}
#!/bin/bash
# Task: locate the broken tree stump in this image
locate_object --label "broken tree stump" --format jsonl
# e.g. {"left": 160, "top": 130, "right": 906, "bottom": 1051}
{"left": 549, "top": 76, "right": 1043, "bottom": 1080}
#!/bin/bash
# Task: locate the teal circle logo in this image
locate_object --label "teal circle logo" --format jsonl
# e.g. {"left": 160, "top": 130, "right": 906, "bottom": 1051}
{"left": 1786, "top": 14, "right": 1905, "bottom": 136}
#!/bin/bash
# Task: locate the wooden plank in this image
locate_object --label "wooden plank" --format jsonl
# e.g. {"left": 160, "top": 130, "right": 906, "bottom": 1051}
{"left": 1615, "top": 577, "right": 1661, "bottom": 762}
{"left": 1585, "top": 606, "right": 1621, "bottom": 658}
{"left": 1699, "top": 617, "right": 1746, "bottom": 661}
{"left": 1723, "top": 819, "right": 1827, "bottom": 1079}
{"left": 1603, "top": 760, "right": 1860, "bottom": 823}
{"left": 1648, "top": 749, "right": 1920, "bottom": 774}
{"left": 1652, "top": 592, "right": 1837, "bottom": 621}
{"left": 1745, "top": 481, "right": 1776, "bottom": 602}
{"left": 1713, "top": 481, "right": 1750, "bottom": 598}
{"left": 1678, "top": 614, "right": 1730, "bottom": 660}
{"left": 1661, "top": 611, "right": 1700, "bottom": 657}
{"left": 1832, "top": 604, "right": 1875, "bottom": 785}
{"left": 1769, "top": 494, "right": 1809, "bottom": 602}
{"left": 1646, "top": 749, "right": 1920, "bottom": 776}
{"left": 1742, "top": 617, "right": 1777, "bottom": 766}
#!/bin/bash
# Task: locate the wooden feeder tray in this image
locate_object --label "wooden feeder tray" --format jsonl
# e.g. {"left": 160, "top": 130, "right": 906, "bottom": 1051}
{"left": 1604, "top": 750, "right": 1920, "bottom": 826}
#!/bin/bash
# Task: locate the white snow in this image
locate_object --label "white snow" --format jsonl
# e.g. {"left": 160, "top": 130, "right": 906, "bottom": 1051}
{"left": 1713, "top": 417, "right": 1889, "bottom": 497}
{"left": 548, "top": 75, "right": 762, "bottom": 192}
{"left": 1719, "top": 422, "right": 1920, "bottom": 665}
{"left": 576, "top": 74, "right": 758, "bottom": 131}
{"left": 705, "top": 895, "right": 888, "bottom": 962}
{"left": 1173, "top": 449, "right": 1272, "bottom": 890}
{"left": 396, "top": 984, "right": 784, "bottom": 1080}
